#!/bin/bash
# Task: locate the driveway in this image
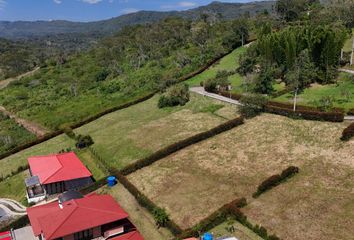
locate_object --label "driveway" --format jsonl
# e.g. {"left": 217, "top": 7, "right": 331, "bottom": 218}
{"left": 190, "top": 87, "right": 242, "bottom": 105}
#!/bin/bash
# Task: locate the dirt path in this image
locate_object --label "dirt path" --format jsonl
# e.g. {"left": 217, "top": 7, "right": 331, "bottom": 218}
{"left": 0, "top": 105, "right": 49, "bottom": 137}
{"left": 0, "top": 67, "right": 40, "bottom": 90}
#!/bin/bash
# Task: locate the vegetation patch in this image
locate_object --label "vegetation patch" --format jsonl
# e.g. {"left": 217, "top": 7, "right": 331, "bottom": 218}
{"left": 0, "top": 112, "right": 36, "bottom": 155}
{"left": 0, "top": 171, "right": 28, "bottom": 204}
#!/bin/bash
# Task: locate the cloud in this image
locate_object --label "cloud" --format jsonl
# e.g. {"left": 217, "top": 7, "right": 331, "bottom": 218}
{"left": 80, "top": 0, "right": 103, "bottom": 4}
{"left": 53, "top": 0, "right": 62, "bottom": 4}
{"left": 0, "top": 0, "right": 6, "bottom": 10}
{"left": 161, "top": 1, "right": 197, "bottom": 10}
{"left": 121, "top": 8, "right": 139, "bottom": 14}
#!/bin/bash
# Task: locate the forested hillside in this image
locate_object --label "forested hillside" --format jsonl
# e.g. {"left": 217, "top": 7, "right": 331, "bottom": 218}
{"left": 0, "top": 1, "right": 274, "bottom": 39}
{"left": 0, "top": 17, "right": 249, "bottom": 129}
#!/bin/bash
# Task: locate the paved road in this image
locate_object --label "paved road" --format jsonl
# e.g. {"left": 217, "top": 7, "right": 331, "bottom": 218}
{"left": 190, "top": 87, "right": 242, "bottom": 105}
{"left": 0, "top": 199, "right": 27, "bottom": 217}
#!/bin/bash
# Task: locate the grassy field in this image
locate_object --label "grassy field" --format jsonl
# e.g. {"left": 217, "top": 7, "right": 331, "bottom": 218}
{"left": 0, "top": 171, "right": 29, "bottom": 204}
{"left": 0, "top": 114, "right": 36, "bottom": 155}
{"left": 128, "top": 114, "right": 353, "bottom": 233}
{"left": 97, "top": 185, "right": 174, "bottom": 240}
{"left": 210, "top": 220, "right": 263, "bottom": 240}
{"left": 274, "top": 73, "right": 354, "bottom": 111}
{"left": 0, "top": 134, "right": 74, "bottom": 179}
{"left": 75, "top": 93, "right": 238, "bottom": 170}
{"left": 75, "top": 149, "right": 108, "bottom": 181}
{"left": 343, "top": 28, "right": 353, "bottom": 52}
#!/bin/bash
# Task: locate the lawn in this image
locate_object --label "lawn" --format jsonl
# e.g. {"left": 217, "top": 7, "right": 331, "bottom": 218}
{"left": 97, "top": 185, "right": 174, "bottom": 240}
{"left": 0, "top": 114, "right": 36, "bottom": 155}
{"left": 186, "top": 47, "right": 247, "bottom": 87}
{"left": 0, "top": 134, "right": 75, "bottom": 179}
{"left": 128, "top": 114, "right": 353, "bottom": 233}
{"left": 274, "top": 73, "right": 354, "bottom": 111}
{"left": 75, "top": 149, "right": 108, "bottom": 181}
{"left": 74, "top": 93, "right": 239, "bottom": 170}
{"left": 210, "top": 220, "right": 263, "bottom": 240}
{"left": 0, "top": 171, "right": 29, "bottom": 204}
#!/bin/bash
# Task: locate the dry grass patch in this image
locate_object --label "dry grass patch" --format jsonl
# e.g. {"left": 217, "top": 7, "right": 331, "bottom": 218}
{"left": 97, "top": 185, "right": 174, "bottom": 240}
{"left": 128, "top": 114, "right": 352, "bottom": 229}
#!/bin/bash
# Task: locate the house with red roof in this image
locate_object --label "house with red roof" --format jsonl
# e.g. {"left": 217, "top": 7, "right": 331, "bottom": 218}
{"left": 25, "top": 152, "right": 93, "bottom": 203}
{"left": 23, "top": 192, "right": 144, "bottom": 240}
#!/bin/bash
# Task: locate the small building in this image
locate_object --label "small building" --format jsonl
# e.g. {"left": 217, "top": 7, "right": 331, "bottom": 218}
{"left": 25, "top": 192, "right": 144, "bottom": 240}
{"left": 26, "top": 152, "right": 93, "bottom": 203}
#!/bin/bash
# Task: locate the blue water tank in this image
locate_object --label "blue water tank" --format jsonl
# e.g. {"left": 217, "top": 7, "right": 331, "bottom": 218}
{"left": 107, "top": 176, "right": 117, "bottom": 187}
{"left": 203, "top": 233, "right": 213, "bottom": 240}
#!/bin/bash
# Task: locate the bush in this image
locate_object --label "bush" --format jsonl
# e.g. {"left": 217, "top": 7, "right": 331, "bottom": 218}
{"left": 158, "top": 83, "right": 190, "bottom": 108}
{"left": 152, "top": 207, "right": 169, "bottom": 227}
{"left": 239, "top": 94, "right": 268, "bottom": 118}
{"left": 204, "top": 75, "right": 230, "bottom": 93}
{"left": 253, "top": 166, "right": 299, "bottom": 198}
{"left": 75, "top": 135, "right": 94, "bottom": 149}
{"left": 341, "top": 122, "right": 354, "bottom": 141}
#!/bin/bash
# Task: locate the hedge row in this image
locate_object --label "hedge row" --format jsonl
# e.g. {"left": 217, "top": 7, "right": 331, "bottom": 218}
{"left": 341, "top": 122, "right": 354, "bottom": 141}
{"left": 178, "top": 197, "right": 281, "bottom": 240}
{"left": 265, "top": 104, "right": 344, "bottom": 122}
{"left": 253, "top": 166, "right": 299, "bottom": 198}
{"left": 348, "top": 108, "right": 354, "bottom": 115}
{"left": 0, "top": 130, "right": 64, "bottom": 161}
{"left": 121, "top": 117, "right": 244, "bottom": 175}
{"left": 0, "top": 215, "right": 29, "bottom": 232}
{"left": 114, "top": 171, "right": 183, "bottom": 236}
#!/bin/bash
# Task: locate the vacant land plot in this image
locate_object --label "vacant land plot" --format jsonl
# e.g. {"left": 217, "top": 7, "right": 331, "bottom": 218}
{"left": 0, "top": 134, "right": 74, "bottom": 179}
{"left": 128, "top": 114, "right": 353, "bottom": 232}
{"left": 97, "top": 185, "right": 174, "bottom": 240}
{"left": 0, "top": 114, "right": 36, "bottom": 155}
{"left": 75, "top": 94, "right": 238, "bottom": 170}
{"left": 275, "top": 73, "right": 354, "bottom": 111}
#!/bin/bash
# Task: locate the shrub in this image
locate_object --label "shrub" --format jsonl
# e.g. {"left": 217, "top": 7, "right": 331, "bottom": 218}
{"left": 239, "top": 94, "right": 268, "bottom": 118}
{"left": 348, "top": 108, "right": 354, "bottom": 115}
{"left": 75, "top": 135, "right": 94, "bottom": 149}
{"left": 152, "top": 207, "right": 169, "bottom": 227}
{"left": 95, "top": 69, "right": 110, "bottom": 82}
{"left": 341, "top": 122, "right": 354, "bottom": 141}
{"left": 204, "top": 75, "right": 230, "bottom": 93}
{"left": 158, "top": 83, "right": 190, "bottom": 108}
{"left": 280, "top": 166, "right": 299, "bottom": 179}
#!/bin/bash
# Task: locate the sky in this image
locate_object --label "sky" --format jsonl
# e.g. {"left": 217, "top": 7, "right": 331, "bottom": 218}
{"left": 0, "top": 0, "right": 267, "bottom": 22}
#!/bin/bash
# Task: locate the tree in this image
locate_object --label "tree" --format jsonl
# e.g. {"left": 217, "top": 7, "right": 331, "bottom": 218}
{"left": 254, "top": 67, "right": 274, "bottom": 94}
{"left": 276, "top": 0, "right": 318, "bottom": 22}
{"left": 158, "top": 83, "right": 190, "bottom": 108}
{"left": 239, "top": 94, "right": 268, "bottom": 118}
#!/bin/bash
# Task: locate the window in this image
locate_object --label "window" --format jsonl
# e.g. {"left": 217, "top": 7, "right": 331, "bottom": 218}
{"left": 74, "top": 229, "right": 93, "bottom": 240}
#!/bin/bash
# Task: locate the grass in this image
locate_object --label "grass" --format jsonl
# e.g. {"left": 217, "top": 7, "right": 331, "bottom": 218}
{"left": 75, "top": 93, "right": 238, "bottom": 170}
{"left": 0, "top": 134, "right": 75, "bottom": 179}
{"left": 274, "top": 73, "right": 354, "bottom": 111}
{"left": 343, "top": 28, "right": 353, "bottom": 52}
{"left": 0, "top": 115, "right": 36, "bottom": 155}
{"left": 0, "top": 171, "right": 28, "bottom": 204}
{"left": 97, "top": 185, "right": 174, "bottom": 240}
{"left": 210, "top": 220, "right": 263, "bottom": 240}
{"left": 75, "top": 149, "right": 108, "bottom": 181}
{"left": 186, "top": 47, "right": 247, "bottom": 87}
{"left": 128, "top": 114, "right": 352, "bottom": 233}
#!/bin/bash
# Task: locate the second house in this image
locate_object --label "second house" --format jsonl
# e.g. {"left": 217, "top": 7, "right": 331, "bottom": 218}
{"left": 25, "top": 152, "right": 93, "bottom": 203}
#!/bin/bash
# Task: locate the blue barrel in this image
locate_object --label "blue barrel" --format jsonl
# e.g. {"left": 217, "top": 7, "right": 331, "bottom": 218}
{"left": 203, "top": 233, "right": 213, "bottom": 240}
{"left": 107, "top": 176, "right": 117, "bottom": 187}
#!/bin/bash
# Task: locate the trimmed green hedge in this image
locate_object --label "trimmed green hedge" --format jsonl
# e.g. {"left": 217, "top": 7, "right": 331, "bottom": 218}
{"left": 341, "top": 122, "right": 354, "bottom": 141}
{"left": 121, "top": 117, "right": 244, "bottom": 175}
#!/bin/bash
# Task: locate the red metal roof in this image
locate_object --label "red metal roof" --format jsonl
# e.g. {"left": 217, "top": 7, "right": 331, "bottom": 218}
{"left": 0, "top": 231, "right": 11, "bottom": 240}
{"left": 28, "top": 152, "right": 92, "bottom": 184}
{"left": 110, "top": 231, "right": 144, "bottom": 240}
{"left": 27, "top": 193, "right": 129, "bottom": 240}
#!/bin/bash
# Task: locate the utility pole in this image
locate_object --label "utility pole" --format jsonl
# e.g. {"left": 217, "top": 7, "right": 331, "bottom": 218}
{"left": 351, "top": 38, "right": 354, "bottom": 66}
{"left": 293, "top": 87, "right": 298, "bottom": 112}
